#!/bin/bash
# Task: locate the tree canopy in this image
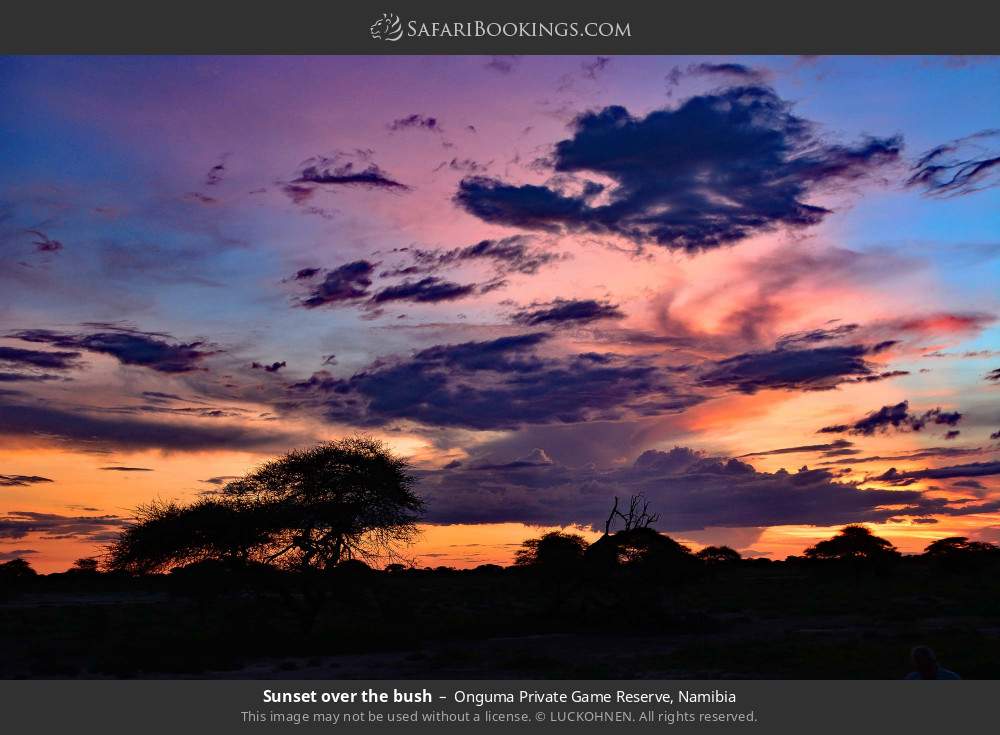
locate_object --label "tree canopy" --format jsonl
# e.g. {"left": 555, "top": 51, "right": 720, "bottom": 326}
{"left": 803, "top": 525, "right": 899, "bottom": 561}
{"left": 106, "top": 437, "right": 423, "bottom": 574}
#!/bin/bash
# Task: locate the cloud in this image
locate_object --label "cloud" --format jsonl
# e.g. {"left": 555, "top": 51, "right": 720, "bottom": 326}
{"left": 907, "top": 129, "right": 1000, "bottom": 196}
{"left": 684, "top": 62, "right": 767, "bottom": 84}
{"left": 820, "top": 446, "right": 985, "bottom": 466}
{"left": 0, "top": 510, "right": 127, "bottom": 541}
{"left": 0, "top": 474, "right": 53, "bottom": 487}
{"left": 298, "top": 333, "right": 702, "bottom": 430}
{"left": 200, "top": 475, "right": 239, "bottom": 486}
{"left": 818, "top": 400, "right": 962, "bottom": 436}
{"left": 698, "top": 341, "right": 894, "bottom": 394}
{"left": 774, "top": 324, "right": 860, "bottom": 350}
{"left": 417, "top": 446, "right": 968, "bottom": 530}
{"left": 739, "top": 439, "right": 854, "bottom": 458}
{"left": 295, "top": 261, "right": 376, "bottom": 307}
{"left": 370, "top": 277, "right": 477, "bottom": 305}
{"left": 0, "top": 372, "right": 65, "bottom": 383}
{"left": 484, "top": 56, "right": 519, "bottom": 74}
{"left": 455, "top": 86, "right": 900, "bottom": 251}
{"left": 25, "top": 229, "right": 64, "bottom": 253}
{"left": 987, "top": 367, "right": 1000, "bottom": 382}
{"left": 385, "top": 236, "right": 560, "bottom": 277}
{"left": 511, "top": 298, "right": 625, "bottom": 327}
{"left": 99, "top": 466, "right": 153, "bottom": 472}
{"left": 252, "top": 361, "right": 286, "bottom": 373}
{"left": 291, "top": 156, "right": 409, "bottom": 191}
{"left": 0, "top": 549, "right": 38, "bottom": 561}
{"left": 388, "top": 114, "right": 442, "bottom": 133}
{"left": 0, "top": 393, "right": 300, "bottom": 453}
{"left": 10, "top": 325, "right": 214, "bottom": 373}
{"left": 0, "top": 346, "right": 81, "bottom": 370}
{"left": 872, "top": 461, "right": 1000, "bottom": 483}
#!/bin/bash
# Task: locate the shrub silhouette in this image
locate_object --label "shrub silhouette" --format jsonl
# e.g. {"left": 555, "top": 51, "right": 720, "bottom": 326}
{"left": 803, "top": 525, "right": 900, "bottom": 562}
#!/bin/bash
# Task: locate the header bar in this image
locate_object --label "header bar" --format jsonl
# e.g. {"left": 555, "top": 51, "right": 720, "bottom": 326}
{"left": 3, "top": 1, "right": 1000, "bottom": 54}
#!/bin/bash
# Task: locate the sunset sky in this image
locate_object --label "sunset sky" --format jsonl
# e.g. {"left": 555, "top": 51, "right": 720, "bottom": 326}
{"left": 1, "top": 55, "right": 999, "bottom": 572}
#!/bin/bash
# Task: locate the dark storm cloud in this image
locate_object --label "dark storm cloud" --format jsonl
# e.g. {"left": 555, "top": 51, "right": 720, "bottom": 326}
{"left": 818, "top": 400, "right": 963, "bottom": 436}
{"left": 907, "top": 129, "right": 1000, "bottom": 196}
{"left": 370, "top": 277, "right": 477, "bottom": 305}
{"left": 0, "top": 346, "right": 81, "bottom": 370}
{"left": 0, "top": 474, "right": 53, "bottom": 487}
{"left": 455, "top": 86, "right": 901, "bottom": 251}
{"left": 301, "top": 333, "right": 702, "bottom": 430}
{"left": 0, "top": 394, "right": 300, "bottom": 453}
{"left": 417, "top": 447, "right": 966, "bottom": 530}
{"left": 388, "top": 114, "right": 442, "bottom": 133}
{"left": 296, "top": 261, "right": 376, "bottom": 307}
{"left": 511, "top": 298, "right": 625, "bottom": 327}
{"left": 0, "top": 510, "right": 126, "bottom": 541}
{"left": 739, "top": 439, "right": 854, "bottom": 458}
{"left": 10, "top": 326, "right": 214, "bottom": 373}
{"left": 698, "top": 342, "right": 894, "bottom": 394}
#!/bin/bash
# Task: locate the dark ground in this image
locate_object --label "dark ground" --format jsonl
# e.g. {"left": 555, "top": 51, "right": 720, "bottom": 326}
{"left": 2, "top": 559, "right": 998, "bottom": 679}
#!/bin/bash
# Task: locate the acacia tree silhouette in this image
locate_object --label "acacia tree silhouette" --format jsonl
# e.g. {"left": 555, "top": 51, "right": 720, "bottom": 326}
{"left": 803, "top": 525, "right": 899, "bottom": 561}
{"left": 106, "top": 437, "right": 423, "bottom": 576}
{"left": 222, "top": 437, "right": 423, "bottom": 572}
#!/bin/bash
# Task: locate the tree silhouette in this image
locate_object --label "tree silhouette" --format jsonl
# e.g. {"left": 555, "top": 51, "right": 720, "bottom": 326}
{"left": 106, "top": 497, "right": 274, "bottom": 574}
{"left": 803, "top": 525, "right": 899, "bottom": 561}
{"left": 222, "top": 437, "right": 422, "bottom": 571}
{"left": 924, "top": 536, "right": 999, "bottom": 557}
{"left": 924, "top": 536, "right": 999, "bottom": 571}
{"left": 0, "top": 557, "right": 37, "bottom": 580}
{"left": 696, "top": 545, "right": 742, "bottom": 563}
{"left": 514, "top": 531, "right": 588, "bottom": 568}
{"left": 70, "top": 558, "right": 100, "bottom": 573}
{"left": 604, "top": 494, "right": 660, "bottom": 534}
{"left": 106, "top": 437, "right": 423, "bottom": 575}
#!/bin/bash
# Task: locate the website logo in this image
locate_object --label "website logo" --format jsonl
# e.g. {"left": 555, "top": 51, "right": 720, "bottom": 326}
{"left": 370, "top": 13, "right": 404, "bottom": 42}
